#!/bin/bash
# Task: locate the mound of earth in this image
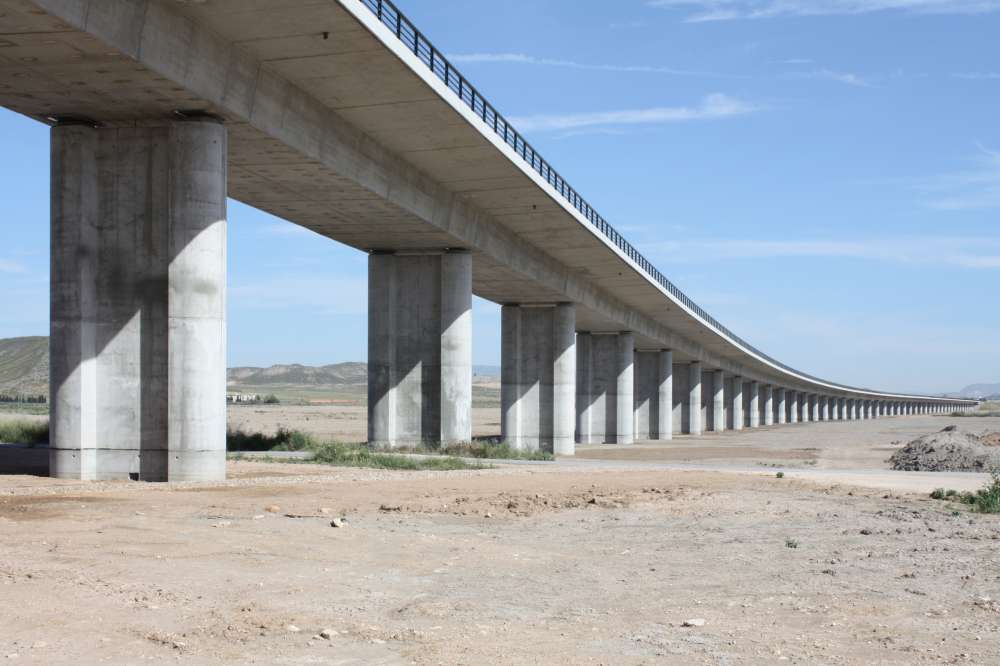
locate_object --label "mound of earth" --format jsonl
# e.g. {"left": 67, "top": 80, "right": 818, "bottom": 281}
{"left": 889, "top": 425, "right": 1000, "bottom": 472}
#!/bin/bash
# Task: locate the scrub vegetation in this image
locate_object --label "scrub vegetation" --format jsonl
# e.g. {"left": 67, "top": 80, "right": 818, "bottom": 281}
{"left": 0, "top": 419, "right": 49, "bottom": 446}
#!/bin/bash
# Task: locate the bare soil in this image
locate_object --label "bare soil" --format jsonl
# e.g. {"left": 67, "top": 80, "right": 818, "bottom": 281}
{"left": 2, "top": 414, "right": 1000, "bottom": 664}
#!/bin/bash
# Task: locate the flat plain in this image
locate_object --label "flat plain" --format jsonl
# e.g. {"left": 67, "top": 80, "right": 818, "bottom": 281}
{"left": 2, "top": 413, "right": 999, "bottom": 664}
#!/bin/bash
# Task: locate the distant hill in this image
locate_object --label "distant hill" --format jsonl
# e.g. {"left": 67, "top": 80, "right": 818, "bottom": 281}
{"left": 0, "top": 336, "right": 48, "bottom": 396}
{"left": 228, "top": 363, "right": 367, "bottom": 387}
{"left": 947, "top": 383, "right": 1000, "bottom": 399}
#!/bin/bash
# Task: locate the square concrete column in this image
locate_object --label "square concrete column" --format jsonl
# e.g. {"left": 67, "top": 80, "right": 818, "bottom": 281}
{"left": 688, "top": 362, "right": 703, "bottom": 435}
{"left": 854, "top": 400, "right": 862, "bottom": 420}
{"left": 788, "top": 391, "right": 798, "bottom": 424}
{"left": 50, "top": 121, "right": 227, "bottom": 482}
{"left": 763, "top": 384, "right": 774, "bottom": 426}
{"left": 712, "top": 370, "right": 726, "bottom": 432}
{"left": 368, "top": 250, "right": 472, "bottom": 448}
{"left": 872, "top": 400, "right": 880, "bottom": 420}
{"left": 634, "top": 349, "right": 672, "bottom": 440}
{"left": 810, "top": 395, "right": 819, "bottom": 422}
{"left": 501, "top": 303, "right": 575, "bottom": 455}
{"left": 575, "top": 332, "right": 634, "bottom": 444}
{"left": 731, "top": 376, "right": 743, "bottom": 431}
{"left": 777, "top": 388, "right": 786, "bottom": 424}
{"left": 820, "top": 396, "right": 829, "bottom": 421}
{"left": 749, "top": 382, "right": 760, "bottom": 428}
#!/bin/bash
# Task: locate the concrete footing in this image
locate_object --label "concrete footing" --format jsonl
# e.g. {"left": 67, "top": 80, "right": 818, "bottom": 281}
{"left": 501, "top": 303, "right": 575, "bottom": 454}
{"left": 368, "top": 251, "right": 472, "bottom": 447}
{"left": 49, "top": 120, "right": 227, "bottom": 482}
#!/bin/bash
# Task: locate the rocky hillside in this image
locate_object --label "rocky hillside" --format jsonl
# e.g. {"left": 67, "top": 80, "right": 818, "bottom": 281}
{"left": 0, "top": 336, "right": 48, "bottom": 396}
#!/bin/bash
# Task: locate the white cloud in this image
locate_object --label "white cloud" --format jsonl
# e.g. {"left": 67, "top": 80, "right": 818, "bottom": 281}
{"left": 795, "top": 69, "right": 873, "bottom": 87}
{"left": 508, "top": 93, "right": 759, "bottom": 133}
{"left": 0, "top": 259, "right": 26, "bottom": 274}
{"left": 647, "top": 236, "right": 1000, "bottom": 268}
{"left": 446, "top": 52, "right": 715, "bottom": 77}
{"left": 648, "top": 0, "right": 1000, "bottom": 22}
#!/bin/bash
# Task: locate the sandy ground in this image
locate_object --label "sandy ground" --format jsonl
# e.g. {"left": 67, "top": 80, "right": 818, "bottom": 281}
{"left": 226, "top": 404, "right": 502, "bottom": 442}
{"left": 2, "top": 414, "right": 999, "bottom": 664}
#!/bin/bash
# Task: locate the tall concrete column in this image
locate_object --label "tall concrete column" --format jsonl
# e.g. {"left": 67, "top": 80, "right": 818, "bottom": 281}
{"left": 810, "top": 395, "right": 819, "bottom": 422}
{"left": 658, "top": 350, "right": 673, "bottom": 440}
{"left": 788, "top": 390, "right": 798, "bottom": 424}
{"left": 749, "top": 382, "right": 760, "bottom": 428}
{"left": 575, "top": 332, "right": 633, "bottom": 444}
{"left": 616, "top": 333, "right": 635, "bottom": 445}
{"left": 764, "top": 385, "right": 774, "bottom": 426}
{"left": 501, "top": 303, "right": 575, "bottom": 454}
{"left": 712, "top": 370, "right": 726, "bottom": 432}
{"left": 731, "top": 376, "right": 744, "bottom": 431}
{"left": 369, "top": 250, "right": 472, "bottom": 448}
{"left": 50, "top": 121, "right": 227, "bottom": 482}
{"left": 634, "top": 349, "right": 672, "bottom": 441}
{"left": 820, "top": 396, "right": 829, "bottom": 421}
{"left": 688, "top": 362, "right": 703, "bottom": 436}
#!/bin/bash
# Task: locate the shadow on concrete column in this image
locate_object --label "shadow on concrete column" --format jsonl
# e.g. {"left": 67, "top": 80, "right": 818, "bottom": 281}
{"left": 576, "top": 332, "right": 635, "bottom": 444}
{"left": 501, "top": 303, "right": 575, "bottom": 455}
{"left": 368, "top": 250, "right": 472, "bottom": 448}
{"left": 50, "top": 120, "right": 227, "bottom": 482}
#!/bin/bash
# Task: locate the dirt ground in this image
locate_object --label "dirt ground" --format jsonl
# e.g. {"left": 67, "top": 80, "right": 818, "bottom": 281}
{"left": 2, "top": 415, "right": 1000, "bottom": 664}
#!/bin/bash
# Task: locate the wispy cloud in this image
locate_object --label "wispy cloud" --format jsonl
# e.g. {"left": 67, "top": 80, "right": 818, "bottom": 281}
{"left": 0, "top": 259, "right": 26, "bottom": 274}
{"left": 952, "top": 71, "right": 1000, "bottom": 80}
{"left": 508, "top": 93, "right": 759, "bottom": 133}
{"left": 648, "top": 0, "right": 1000, "bottom": 22}
{"left": 258, "top": 221, "right": 321, "bottom": 237}
{"left": 446, "top": 52, "right": 717, "bottom": 77}
{"left": 231, "top": 276, "right": 367, "bottom": 314}
{"left": 794, "top": 68, "right": 873, "bottom": 87}
{"left": 647, "top": 236, "right": 1000, "bottom": 269}
{"left": 919, "top": 145, "right": 1000, "bottom": 210}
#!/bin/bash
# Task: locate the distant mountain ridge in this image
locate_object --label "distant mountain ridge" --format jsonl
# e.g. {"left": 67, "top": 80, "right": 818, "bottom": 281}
{"left": 948, "top": 383, "right": 1000, "bottom": 400}
{"left": 228, "top": 363, "right": 368, "bottom": 387}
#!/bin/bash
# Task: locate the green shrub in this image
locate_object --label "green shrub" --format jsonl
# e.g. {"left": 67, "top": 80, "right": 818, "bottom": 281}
{"left": 776, "top": 471, "right": 785, "bottom": 479}
{"left": 970, "top": 473, "right": 1000, "bottom": 514}
{"left": 930, "top": 488, "right": 946, "bottom": 500}
{"left": 0, "top": 420, "right": 49, "bottom": 446}
{"left": 226, "top": 426, "right": 317, "bottom": 451}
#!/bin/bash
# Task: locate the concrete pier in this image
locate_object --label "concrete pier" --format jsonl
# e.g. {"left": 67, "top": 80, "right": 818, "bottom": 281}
{"left": 50, "top": 120, "right": 228, "bottom": 482}
{"left": 777, "top": 388, "right": 787, "bottom": 424}
{"left": 764, "top": 385, "right": 774, "bottom": 426}
{"left": 749, "top": 382, "right": 760, "bottom": 428}
{"left": 576, "top": 332, "right": 634, "bottom": 444}
{"left": 688, "top": 362, "right": 703, "bottom": 435}
{"left": 368, "top": 251, "right": 472, "bottom": 448}
{"left": 732, "top": 376, "right": 744, "bottom": 431}
{"left": 712, "top": 370, "right": 726, "bottom": 432}
{"left": 634, "top": 349, "right": 672, "bottom": 440}
{"left": 501, "top": 303, "right": 576, "bottom": 454}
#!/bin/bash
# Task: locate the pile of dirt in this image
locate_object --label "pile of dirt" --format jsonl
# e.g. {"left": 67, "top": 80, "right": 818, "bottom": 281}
{"left": 889, "top": 425, "right": 1000, "bottom": 472}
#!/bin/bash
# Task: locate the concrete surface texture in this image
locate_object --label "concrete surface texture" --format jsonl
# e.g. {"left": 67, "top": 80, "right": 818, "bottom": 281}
{"left": 367, "top": 251, "right": 472, "bottom": 447}
{"left": 0, "top": 0, "right": 977, "bottom": 477}
{"left": 48, "top": 120, "right": 227, "bottom": 482}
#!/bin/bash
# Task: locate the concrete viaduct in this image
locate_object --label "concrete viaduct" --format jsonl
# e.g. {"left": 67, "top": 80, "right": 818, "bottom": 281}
{"left": 0, "top": 0, "right": 978, "bottom": 481}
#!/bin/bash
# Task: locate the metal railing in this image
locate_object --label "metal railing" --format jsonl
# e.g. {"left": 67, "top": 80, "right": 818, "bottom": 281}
{"left": 356, "top": 0, "right": 930, "bottom": 395}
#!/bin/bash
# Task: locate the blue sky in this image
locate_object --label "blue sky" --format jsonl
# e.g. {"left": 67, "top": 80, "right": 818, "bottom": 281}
{"left": 1, "top": 0, "right": 998, "bottom": 394}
